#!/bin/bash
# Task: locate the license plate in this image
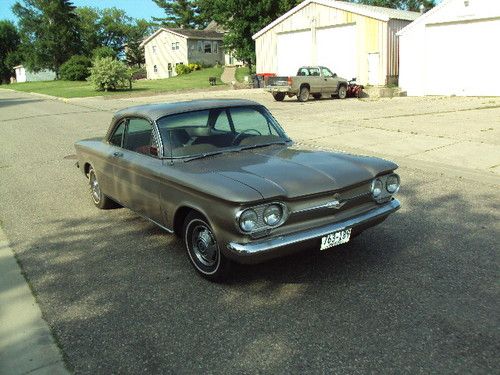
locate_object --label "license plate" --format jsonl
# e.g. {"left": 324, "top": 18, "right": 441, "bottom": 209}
{"left": 320, "top": 228, "right": 352, "bottom": 251}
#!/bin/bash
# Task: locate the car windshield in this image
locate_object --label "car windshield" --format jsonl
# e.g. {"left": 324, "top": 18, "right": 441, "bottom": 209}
{"left": 156, "top": 105, "right": 290, "bottom": 158}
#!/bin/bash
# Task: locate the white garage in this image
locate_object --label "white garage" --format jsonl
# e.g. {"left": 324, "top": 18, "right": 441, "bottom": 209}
{"left": 398, "top": 0, "right": 500, "bottom": 96}
{"left": 253, "top": 0, "right": 419, "bottom": 85}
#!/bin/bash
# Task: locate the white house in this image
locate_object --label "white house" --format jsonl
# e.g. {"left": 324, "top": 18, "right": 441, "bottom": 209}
{"left": 252, "top": 0, "right": 419, "bottom": 85}
{"left": 140, "top": 28, "right": 225, "bottom": 79}
{"left": 398, "top": 0, "right": 500, "bottom": 96}
{"left": 13, "top": 65, "right": 56, "bottom": 83}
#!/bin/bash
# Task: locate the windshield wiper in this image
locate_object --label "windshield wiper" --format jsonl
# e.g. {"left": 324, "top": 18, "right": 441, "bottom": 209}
{"left": 182, "top": 148, "right": 242, "bottom": 162}
{"left": 240, "top": 140, "right": 289, "bottom": 151}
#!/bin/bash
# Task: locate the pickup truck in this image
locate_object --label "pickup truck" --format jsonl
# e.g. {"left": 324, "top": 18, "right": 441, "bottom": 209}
{"left": 266, "top": 66, "right": 348, "bottom": 102}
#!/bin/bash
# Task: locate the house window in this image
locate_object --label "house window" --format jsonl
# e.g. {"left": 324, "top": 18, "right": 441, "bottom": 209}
{"left": 153, "top": 65, "right": 158, "bottom": 73}
{"left": 152, "top": 45, "right": 157, "bottom": 54}
{"left": 204, "top": 41, "right": 212, "bottom": 53}
{"left": 212, "top": 41, "right": 218, "bottom": 54}
{"left": 172, "top": 42, "right": 179, "bottom": 50}
{"left": 197, "top": 41, "right": 203, "bottom": 52}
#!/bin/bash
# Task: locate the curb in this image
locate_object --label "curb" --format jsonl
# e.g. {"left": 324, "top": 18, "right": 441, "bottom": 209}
{"left": 0, "top": 227, "right": 70, "bottom": 375}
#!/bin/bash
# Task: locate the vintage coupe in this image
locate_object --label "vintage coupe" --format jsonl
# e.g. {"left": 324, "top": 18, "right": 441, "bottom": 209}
{"left": 75, "top": 100, "right": 400, "bottom": 280}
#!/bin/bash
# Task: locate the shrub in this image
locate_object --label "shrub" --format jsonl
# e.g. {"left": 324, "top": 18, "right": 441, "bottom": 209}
{"left": 175, "top": 63, "right": 192, "bottom": 75}
{"left": 60, "top": 55, "right": 92, "bottom": 81}
{"left": 92, "top": 46, "right": 116, "bottom": 61}
{"left": 88, "top": 57, "right": 131, "bottom": 91}
{"left": 188, "top": 63, "right": 201, "bottom": 71}
{"left": 130, "top": 67, "right": 147, "bottom": 80}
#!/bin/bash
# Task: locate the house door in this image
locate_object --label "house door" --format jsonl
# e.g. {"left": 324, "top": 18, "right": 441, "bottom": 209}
{"left": 368, "top": 53, "right": 380, "bottom": 85}
{"left": 276, "top": 29, "right": 312, "bottom": 76}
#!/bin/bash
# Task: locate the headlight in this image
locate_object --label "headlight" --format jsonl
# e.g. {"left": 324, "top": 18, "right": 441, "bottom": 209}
{"left": 263, "top": 204, "right": 282, "bottom": 226}
{"left": 386, "top": 174, "right": 400, "bottom": 194}
{"left": 371, "top": 178, "right": 383, "bottom": 197}
{"left": 239, "top": 209, "right": 258, "bottom": 232}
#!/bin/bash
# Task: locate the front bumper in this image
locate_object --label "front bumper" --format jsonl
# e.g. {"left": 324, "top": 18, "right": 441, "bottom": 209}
{"left": 226, "top": 199, "right": 400, "bottom": 264}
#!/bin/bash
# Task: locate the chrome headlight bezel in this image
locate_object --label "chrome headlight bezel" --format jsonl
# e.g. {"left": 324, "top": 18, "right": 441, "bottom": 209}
{"left": 385, "top": 173, "right": 400, "bottom": 194}
{"left": 236, "top": 202, "right": 288, "bottom": 234}
{"left": 238, "top": 209, "right": 258, "bottom": 232}
{"left": 263, "top": 204, "right": 283, "bottom": 226}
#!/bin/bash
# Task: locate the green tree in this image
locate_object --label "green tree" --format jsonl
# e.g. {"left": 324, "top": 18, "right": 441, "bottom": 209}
{"left": 13, "top": 0, "right": 82, "bottom": 77}
{"left": 125, "top": 19, "right": 155, "bottom": 68}
{"left": 0, "top": 20, "right": 21, "bottom": 83}
{"left": 75, "top": 6, "right": 101, "bottom": 55}
{"left": 153, "top": 0, "right": 205, "bottom": 28}
{"left": 76, "top": 6, "right": 132, "bottom": 55}
{"left": 198, "top": 0, "right": 301, "bottom": 68}
{"left": 349, "top": 0, "right": 435, "bottom": 12}
{"left": 92, "top": 46, "right": 117, "bottom": 60}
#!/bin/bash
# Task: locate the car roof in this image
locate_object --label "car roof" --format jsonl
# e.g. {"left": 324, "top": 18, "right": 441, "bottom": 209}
{"left": 113, "top": 99, "right": 262, "bottom": 122}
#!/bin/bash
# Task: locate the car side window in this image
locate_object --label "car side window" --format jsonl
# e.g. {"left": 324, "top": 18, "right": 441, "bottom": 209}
{"left": 322, "top": 68, "right": 333, "bottom": 78}
{"left": 123, "top": 118, "right": 156, "bottom": 156}
{"left": 214, "top": 110, "right": 231, "bottom": 132}
{"left": 310, "top": 68, "right": 320, "bottom": 76}
{"left": 109, "top": 121, "right": 125, "bottom": 147}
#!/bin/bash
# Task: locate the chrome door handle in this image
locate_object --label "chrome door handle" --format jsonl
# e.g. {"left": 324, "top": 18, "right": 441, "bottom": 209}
{"left": 113, "top": 151, "right": 123, "bottom": 157}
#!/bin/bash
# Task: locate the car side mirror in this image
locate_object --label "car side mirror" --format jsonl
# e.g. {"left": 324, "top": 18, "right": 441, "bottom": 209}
{"left": 150, "top": 145, "right": 159, "bottom": 156}
{"left": 333, "top": 73, "right": 337, "bottom": 78}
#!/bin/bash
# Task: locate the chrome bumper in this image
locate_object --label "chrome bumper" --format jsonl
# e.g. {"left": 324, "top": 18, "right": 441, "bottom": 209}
{"left": 227, "top": 199, "right": 400, "bottom": 262}
{"left": 265, "top": 86, "right": 292, "bottom": 93}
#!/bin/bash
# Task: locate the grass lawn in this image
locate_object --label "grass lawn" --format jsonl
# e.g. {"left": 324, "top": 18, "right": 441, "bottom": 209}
{"left": 2, "top": 67, "right": 225, "bottom": 99}
{"left": 235, "top": 66, "right": 254, "bottom": 83}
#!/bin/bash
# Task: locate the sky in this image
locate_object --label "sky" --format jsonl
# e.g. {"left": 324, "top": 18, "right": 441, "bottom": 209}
{"left": 0, "top": 0, "right": 165, "bottom": 23}
{"left": 0, "top": 0, "right": 444, "bottom": 24}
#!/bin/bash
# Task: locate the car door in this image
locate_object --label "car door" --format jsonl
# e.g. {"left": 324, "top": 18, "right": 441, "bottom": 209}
{"left": 320, "top": 67, "right": 339, "bottom": 94}
{"left": 112, "top": 117, "right": 164, "bottom": 224}
{"left": 308, "top": 67, "right": 323, "bottom": 93}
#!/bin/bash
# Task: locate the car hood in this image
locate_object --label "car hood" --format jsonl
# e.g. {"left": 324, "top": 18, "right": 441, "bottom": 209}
{"left": 183, "top": 146, "right": 397, "bottom": 200}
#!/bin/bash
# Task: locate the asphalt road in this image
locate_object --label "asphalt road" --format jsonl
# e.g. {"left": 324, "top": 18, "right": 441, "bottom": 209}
{"left": 0, "top": 89, "right": 499, "bottom": 374}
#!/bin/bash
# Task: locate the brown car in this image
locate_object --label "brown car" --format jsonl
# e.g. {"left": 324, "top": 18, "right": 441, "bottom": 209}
{"left": 75, "top": 100, "right": 400, "bottom": 280}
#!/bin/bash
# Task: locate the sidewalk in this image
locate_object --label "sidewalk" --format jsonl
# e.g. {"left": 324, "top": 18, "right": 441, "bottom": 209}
{"left": 0, "top": 227, "right": 69, "bottom": 375}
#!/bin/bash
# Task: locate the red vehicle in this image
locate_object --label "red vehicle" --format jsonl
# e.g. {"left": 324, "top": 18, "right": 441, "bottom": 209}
{"left": 347, "top": 78, "right": 364, "bottom": 98}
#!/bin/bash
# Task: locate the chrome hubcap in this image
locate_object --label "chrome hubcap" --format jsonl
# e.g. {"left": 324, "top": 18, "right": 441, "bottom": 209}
{"left": 89, "top": 171, "right": 100, "bottom": 204}
{"left": 191, "top": 225, "right": 217, "bottom": 267}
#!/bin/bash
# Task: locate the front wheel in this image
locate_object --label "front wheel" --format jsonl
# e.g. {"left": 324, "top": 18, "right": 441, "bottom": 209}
{"left": 272, "top": 92, "right": 285, "bottom": 101}
{"left": 337, "top": 85, "right": 347, "bottom": 99}
{"left": 183, "top": 212, "right": 231, "bottom": 281}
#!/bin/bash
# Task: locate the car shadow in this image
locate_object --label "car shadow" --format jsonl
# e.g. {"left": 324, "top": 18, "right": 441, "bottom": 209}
{"left": 7, "top": 174, "right": 499, "bottom": 373}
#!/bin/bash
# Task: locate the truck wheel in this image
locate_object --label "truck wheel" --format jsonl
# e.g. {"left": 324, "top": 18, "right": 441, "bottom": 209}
{"left": 298, "top": 86, "right": 310, "bottom": 102}
{"left": 338, "top": 85, "right": 347, "bottom": 99}
{"left": 272, "top": 92, "right": 285, "bottom": 102}
{"left": 313, "top": 94, "right": 322, "bottom": 100}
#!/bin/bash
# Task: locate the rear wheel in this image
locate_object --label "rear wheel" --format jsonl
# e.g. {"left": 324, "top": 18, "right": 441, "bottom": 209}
{"left": 183, "top": 212, "right": 231, "bottom": 281}
{"left": 298, "top": 86, "right": 310, "bottom": 102}
{"left": 313, "top": 93, "right": 322, "bottom": 100}
{"left": 272, "top": 92, "right": 285, "bottom": 102}
{"left": 88, "top": 166, "right": 115, "bottom": 209}
{"left": 337, "top": 85, "right": 347, "bottom": 99}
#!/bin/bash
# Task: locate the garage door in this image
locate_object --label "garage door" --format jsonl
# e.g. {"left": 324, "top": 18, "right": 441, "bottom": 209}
{"left": 316, "top": 24, "right": 357, "bottom": 81}
{"left": 276, "top": 30, "right": 312, "bottom": 76}
{"left": 424, "top": 19, "right": 500, "bottom": 96}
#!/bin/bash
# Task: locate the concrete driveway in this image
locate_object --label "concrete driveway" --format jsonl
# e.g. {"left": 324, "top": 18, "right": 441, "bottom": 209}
{"left": 0, "top": 88, "right": 499, "bottom": 374}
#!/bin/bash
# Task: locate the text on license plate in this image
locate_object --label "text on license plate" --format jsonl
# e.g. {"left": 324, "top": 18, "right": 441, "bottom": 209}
{"left": 320, "top": 228, "right": 352, "bottom": 251}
